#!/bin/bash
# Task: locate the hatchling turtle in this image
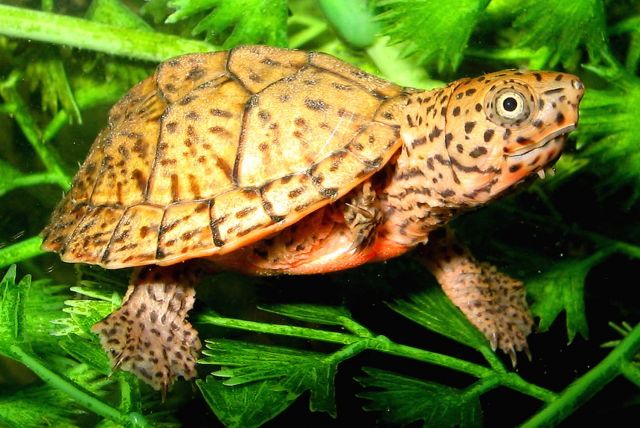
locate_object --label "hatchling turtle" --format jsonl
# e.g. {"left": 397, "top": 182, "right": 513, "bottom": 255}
{"left": 41, "top": 45, "right": 584, "bottom": 392}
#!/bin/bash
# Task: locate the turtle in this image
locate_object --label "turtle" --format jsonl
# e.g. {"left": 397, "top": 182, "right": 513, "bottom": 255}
{"left": 41, "top": 45, "right": 584, "bottom": 392}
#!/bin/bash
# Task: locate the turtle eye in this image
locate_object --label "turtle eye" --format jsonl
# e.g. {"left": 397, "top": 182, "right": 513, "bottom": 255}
{"left": 495, "top": 90, "right": 529, "bottom": 123}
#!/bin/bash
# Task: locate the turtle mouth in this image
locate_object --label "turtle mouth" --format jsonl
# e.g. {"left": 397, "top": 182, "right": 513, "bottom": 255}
{"left": 506, "top": 125, "right": 574, "bottom": 181}
{"left": 509, "top": 125, "right": 575, "bottom": 159}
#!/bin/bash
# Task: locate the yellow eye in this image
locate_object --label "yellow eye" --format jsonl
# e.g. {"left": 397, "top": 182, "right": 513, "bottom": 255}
{"left": 495, "top": 90, "right": 529, "bottom": 123}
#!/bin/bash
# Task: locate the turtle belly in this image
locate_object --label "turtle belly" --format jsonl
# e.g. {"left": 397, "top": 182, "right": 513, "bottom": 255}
{"left": 209, "top": 207, "right": 409, "bottom": 275}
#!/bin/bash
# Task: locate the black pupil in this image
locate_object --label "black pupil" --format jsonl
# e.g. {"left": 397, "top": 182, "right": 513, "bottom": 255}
{"left": 503, "top": 96, "right": 518, "bottom": 112}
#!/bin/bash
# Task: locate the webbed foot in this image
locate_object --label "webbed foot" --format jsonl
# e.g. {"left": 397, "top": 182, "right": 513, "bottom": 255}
{"left": 92, "top": 265, "right": 201, "bottom": 393}
{"left": 419, "top": 231, "right": 533, "bottom": 364}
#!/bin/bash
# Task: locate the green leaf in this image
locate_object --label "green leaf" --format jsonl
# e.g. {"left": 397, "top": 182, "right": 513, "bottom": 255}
{"left": 197, "top": 376, "right": 297, "bottom": 428}
{"left": 356, "top": 367, "right": 482, "bottom": 427}
{"left": 388, "top": 285, "right": 488, "bottom": 349}
{"left": 23, "top": 47, "right": 81, "bottom": 122}
{"left": 0, "top": 159, "right": 22, "bottom": 197}
{"left": 86, "top": 0, "right": 154, "bottom": 31}
{"left": 201, "top": 338, "right": 338, "bottom": 416}
{"left": 259, "top": 303, "right": 354, "bottom": 326}
{"left": 576, "top": 69, "right": 640, "bottom": 206}
{"left": 0, "top": 265, "right": 29, "bottom": 351}
{"left": 0, "top": 159, "right": 66, "bottom": 197}
{"left": 59, "top": 335, "right": 112, "bottom": 375}
{"left": 511, "top": 0, "right": 608, "bottom": 67}
{"left": 376, "top": 0, "right": 490, "bottom": 73}
{"left": 527, "top": 255, "right": 602, "bottom": 343}
{"left": 166, "top": 0, "right": 288, "bottom": 47}
{"left": 0, "top": 384, "right": 83, "bottom": 428}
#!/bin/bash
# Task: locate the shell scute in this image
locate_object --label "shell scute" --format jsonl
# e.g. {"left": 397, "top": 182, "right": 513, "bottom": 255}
{"left": 62, "top": 206, "right": 124, "bottom": 263}
{"left": 227, "top": 45, "right": 308, "bottom": 93}
{"left": 347, "top": 122, "right": 400, "bottom": 165}
{"left": 309, "top": 52, "right": 402, "bottom": 99}
{"left": 155, "top": 51, "right": 228, "bottom": 103}
{"left": 157, "top": 201, "right": 213, "bottom": 262}
{"left": 146, "top": 79, "right": 247, "bottom": 205}
{"left": 235, "top": 66, "right": 382, "bottom": 187}
{"left": 210, "top": 188, "right": 273, "bottom": 247}
{"left": 103, "top": 205, "right": 164, "bottom": 265}
{"left": 261, "top": 173, "right": 319, "bottom": 218}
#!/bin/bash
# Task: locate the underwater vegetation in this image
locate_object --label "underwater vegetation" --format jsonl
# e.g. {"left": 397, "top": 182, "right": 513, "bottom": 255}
{"left": 0, "top": 0, "right": 639, "bottom": 426}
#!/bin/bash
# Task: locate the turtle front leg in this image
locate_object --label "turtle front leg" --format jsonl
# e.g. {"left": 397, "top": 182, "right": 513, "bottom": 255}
{"left": 92, "top": 264, "right": 201, "bottom": 393}
{"left": 417, "top": 230, "right": 533, "bottom": 364}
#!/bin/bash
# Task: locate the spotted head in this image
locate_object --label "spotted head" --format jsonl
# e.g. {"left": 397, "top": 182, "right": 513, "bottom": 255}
{"left": 403, "top": 70, "right": 584, "bottom": 207}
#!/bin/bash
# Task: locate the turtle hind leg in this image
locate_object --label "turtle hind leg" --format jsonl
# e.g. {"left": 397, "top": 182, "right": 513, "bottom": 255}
{"left": 419, "top": 230, "right": 533, "bottom": 364}
{"left": 92, "top": 265, "right": 202, "bottom": 393}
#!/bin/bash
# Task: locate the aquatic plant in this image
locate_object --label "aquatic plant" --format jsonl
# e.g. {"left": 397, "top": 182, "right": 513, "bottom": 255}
{"left": 0, "top": 0, "right": 638, "bottom": 426}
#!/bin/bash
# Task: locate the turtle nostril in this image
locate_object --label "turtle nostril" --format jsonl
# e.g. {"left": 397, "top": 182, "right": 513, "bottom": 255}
{"left": 571, "top": 79, "right": 584, "bottom": 91}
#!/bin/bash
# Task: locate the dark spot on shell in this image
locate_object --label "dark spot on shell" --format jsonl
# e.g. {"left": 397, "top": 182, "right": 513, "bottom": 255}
{"left": 165, "top": 122, "right": 178, "bottom": 133}
{"left": 304, "top": 98, "right": 327, "bottom": 111}
{"left": 178, "top": 95, "right": 196, "bottom": 105}
{"left": 210, "top": 108, "right": 232, "bottom": 117}
{"left": 186, "top": 66, "right": 205, "bottom": 81}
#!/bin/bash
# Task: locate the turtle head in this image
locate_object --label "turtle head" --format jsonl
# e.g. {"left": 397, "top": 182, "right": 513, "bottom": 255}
{"left": 440, "top": 70, "right": 584, "bottom": 205}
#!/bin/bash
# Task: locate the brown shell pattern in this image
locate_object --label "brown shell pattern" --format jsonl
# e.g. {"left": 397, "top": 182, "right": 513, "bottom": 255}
{"left": 42, "top": 46, "right": 407, "bottom": 268}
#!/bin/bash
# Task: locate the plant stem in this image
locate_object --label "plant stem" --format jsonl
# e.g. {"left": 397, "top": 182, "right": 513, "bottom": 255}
{"left": 1, "top": 73, "right": 71, "bottom": 189}
{"left": 5, "top": 172, "right": 66, "bottom": 191}
{"left": 0, "top": 4, "right": 216, "bottom": 62}
{"left": 7, "top": 345, "right": 150, "bottom": 427}
{"left": 199, "top": 314, "right": 557, "bottom": 401}
{"left": 522, "top": 323, "right": 640, "bottom": 427}
{"left": 0, "top": 236, "right": 44, "bottom": 269}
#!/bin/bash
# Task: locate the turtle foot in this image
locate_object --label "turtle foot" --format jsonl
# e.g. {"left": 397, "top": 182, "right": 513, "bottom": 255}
{"left": 92, "top": 266, "right": 201, "bottom": 393}
{"left": 420, "top": 231, "right": 533, "bottom": 364}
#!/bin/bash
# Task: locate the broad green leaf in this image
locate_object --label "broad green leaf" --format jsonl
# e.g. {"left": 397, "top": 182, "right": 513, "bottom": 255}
{"left": 167, "top": 0, "right": 288, "bottom": 47}
{"left": 576, "top": 69, "right": 640, "bottom": 206}
{"left": 356, "top": 367, "right": 482, "bottom": 427}
{"left": 376, "top": 0, "right": 490, "bottom": 73}
{"left": 388, "top": 285, "right": 488, "bottom": 349}
{"left": 527, "top": 256, "right": 601, "bottom": 342}
{"left": 197, "top": 376, "right": 297, "bottom": 428}
{"left": 201, "top": 338, "right": 338, "bottom": 416}
{"left": 511, "top": 0, "right": 608, "bottom": 67}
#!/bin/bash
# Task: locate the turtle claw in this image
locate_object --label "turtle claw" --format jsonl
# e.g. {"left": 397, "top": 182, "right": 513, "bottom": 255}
{"left": 507, "top": 347, "right": 518, "bottom": 368}
{"left": 490, "top": 332, "right": 498, "bottom": 352}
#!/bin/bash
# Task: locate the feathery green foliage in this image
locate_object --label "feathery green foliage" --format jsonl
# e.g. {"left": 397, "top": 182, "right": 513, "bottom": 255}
{"left": 357, "top": 367, "right": 483, "bottom": 427}
{"left": 376, "top": 0, "right": 491, "bottom": 73}
{"left": 167, "top": 0, "right": 288, "bottom": 46}
{"left": 0, "top": 0, "right": 639, "bottom": 426}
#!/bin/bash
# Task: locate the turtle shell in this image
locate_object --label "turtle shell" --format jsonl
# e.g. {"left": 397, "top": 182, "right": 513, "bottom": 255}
{"left": 42, "top": 46, "right": 409, "bottom": 268}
